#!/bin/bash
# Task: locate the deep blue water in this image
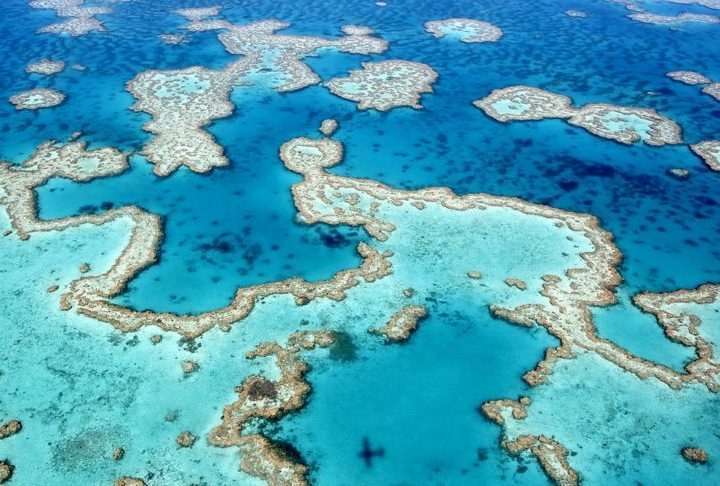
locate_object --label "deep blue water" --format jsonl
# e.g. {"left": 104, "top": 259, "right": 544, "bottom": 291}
{"left": 1, "top": 0, "right": 719, "bottom": 484}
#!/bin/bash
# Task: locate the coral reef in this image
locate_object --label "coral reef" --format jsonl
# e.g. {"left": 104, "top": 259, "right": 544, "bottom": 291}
{"left": 0, "top": 460, "right": 13, "bottom": 484}
{"left": 126, "top": 60, "right": 257, "bottom": 176}
{"left": 474, "top": 86, "right": 574, "bottom": 122}
{"left": 3, "top": 118, "right": 716, "bottom": 486}
{"left": 25, "top": 59, "right": 65, "bottom": 75}
{"left": 628, "top": 12, "right": 720, "bottom": 25}
{"left": 181, "top": 361, "right": 199, "bottom": 375}
{"left": 371, "top": 305, "right": 428, "bottom": 342}
{"left": 326, "top": 60, "right": 438, "bottom": 111}
{"left": 30, "top": 0, "right": 111, "bottom": 36}
{"left": 475, "top": 86, "right": 683, "bottom": 146}
{"left": 666, "top": 70, "right": 720, "bottom": 103}
{"left": 681, "top": 447, "right": 709, "bottom": 464}
{"left": 172, "top": 14, "right": 388, "bottom": 93}
{"left": 424, "top": 18, "right": 503, "bottom": 43}
{"left": 666, "top": 70, "right": 711, "bottom": 85}
{"left": 9, "top": 88, "right": 66, "bottom": 110}
{"left": 131, "top": 16, "right": 389, "bottom": 175}
{"left": 209, "top": 331, "right": 335, "bottom": 485}
{"left": 690, "top": 140, "right": 720, "bottom": 171}
{"left": 0, "top": 420, "right": 21, "bottom": 440}
{"left": 703, "top": 83, "right": 720, "bottom": 102}
{"left": 505, "top": 278, "right": 527, "bottom": 290}
{"left": 114, "top": 477, "right": 145, "bottom": 486}
{"left": 176, "top": 431, "right": 197, "bottom": 448}
{"left": 482, "top": 401, "right": 579, "bottom": 485}
{"left": 633, "top": 284, "right": 720, "bottom": 392}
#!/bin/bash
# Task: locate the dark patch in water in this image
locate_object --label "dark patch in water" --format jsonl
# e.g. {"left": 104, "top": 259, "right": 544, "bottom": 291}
{"left": 78, "top": 204, "right": 98, "bottom": 214}
{"left": 477, "top": 448, "right": 488, "bottom": 461}
{"left": 329, "top": 331, "right": 357, "bottom": 362}
{"left": 318, "top": 228, "right": 353, "bottom": 248}
{"left": 695, "top": 195, "right": 717, "bottom": 207}
{"left": 652, "top": 87, "right": 674, "bottom": 96}
{"left": 573, "top": 162, "right": 615, "bottom": 178}
{"left": 178, "top": 338, "right": 201, "bottom": 353}
{"left": 242, "top": 243, "right": 263, "bottom": 265}
{"left": 559, "top": 180, "right": 579, "bottom": 191}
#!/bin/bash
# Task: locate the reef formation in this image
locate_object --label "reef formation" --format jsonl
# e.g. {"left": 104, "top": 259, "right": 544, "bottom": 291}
{"left": 4, "top": 118, "right": 717, "bottom": 483}
{"left": 30, "top": 0, "right": 113, "bottom": 36}
{"left": 9, "top": 88, "right": 66, "bottom": 110}
{"left": 25, "top": 59, "right": 65, "bottom": 75}
{"left": 325, "top": 60, "right": 439, "bottom": 111}
{"left": 424, "top": 18, "right": 503, "bottom": 43}
{"left": 127, "top": 10, "right": 389, "bottom": 176}
{"left": 474, "top": 85, "right": 683, "bottom": 146}
{"left": 3, "top": 4, "right": 719, "bottom": 484}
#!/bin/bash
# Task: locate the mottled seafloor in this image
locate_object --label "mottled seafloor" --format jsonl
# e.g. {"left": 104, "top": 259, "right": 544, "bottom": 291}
{"left": 1, "top": 0, "right": 720, "bottom": 485}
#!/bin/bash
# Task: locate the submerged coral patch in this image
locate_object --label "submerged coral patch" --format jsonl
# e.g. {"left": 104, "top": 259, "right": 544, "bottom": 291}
{"left": 564, "top": 10, "right": 588, "bottom": 17}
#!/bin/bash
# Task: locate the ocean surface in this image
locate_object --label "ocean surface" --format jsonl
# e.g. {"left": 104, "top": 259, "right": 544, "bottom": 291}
{"left": 1, "top": 0, "right": 719, "bottom": 484}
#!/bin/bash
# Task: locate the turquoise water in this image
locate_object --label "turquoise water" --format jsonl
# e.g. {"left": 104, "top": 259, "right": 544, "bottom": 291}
{"left": 2, "top": 0, "right": 720, "bottom": 484}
